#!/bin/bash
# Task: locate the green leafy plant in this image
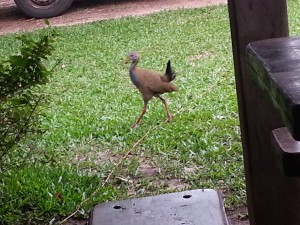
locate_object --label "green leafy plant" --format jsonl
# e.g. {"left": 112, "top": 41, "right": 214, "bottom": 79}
{"left": 0, "top": 30, "right": 57, "bottom": 171}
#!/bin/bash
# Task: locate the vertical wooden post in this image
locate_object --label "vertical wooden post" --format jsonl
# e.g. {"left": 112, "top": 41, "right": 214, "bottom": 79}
{"left": 227, "top": 0, "right": 289, "bottom": 224}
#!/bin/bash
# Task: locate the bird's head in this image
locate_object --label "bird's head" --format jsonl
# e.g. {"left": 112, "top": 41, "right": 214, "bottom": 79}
{"left": 124, "top": 52, "right": 140, "bottom": 63}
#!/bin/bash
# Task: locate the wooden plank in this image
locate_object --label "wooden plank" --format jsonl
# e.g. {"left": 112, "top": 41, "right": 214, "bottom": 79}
{"left": 89, "top": 189, "right": 229, "bottom": 225}
{"left": 227, "top": 0, "right": 289, "bottom": 224}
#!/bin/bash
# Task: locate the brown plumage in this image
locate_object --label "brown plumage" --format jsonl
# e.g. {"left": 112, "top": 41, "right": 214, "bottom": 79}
{"left": 125, "top": 52, "right": 178, "bottom": 128}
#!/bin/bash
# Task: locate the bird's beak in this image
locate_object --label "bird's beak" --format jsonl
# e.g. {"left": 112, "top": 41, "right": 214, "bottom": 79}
{"left": 124, "top": 55, "right": 130, "bottom": 63}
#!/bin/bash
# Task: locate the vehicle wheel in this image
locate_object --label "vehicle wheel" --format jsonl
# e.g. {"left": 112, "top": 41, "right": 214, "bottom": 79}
{"left": 14, "top": 0, "right": 74, "bottom": 18}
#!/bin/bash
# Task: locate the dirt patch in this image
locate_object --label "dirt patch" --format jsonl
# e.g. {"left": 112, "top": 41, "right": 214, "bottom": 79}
{"left": 138, "top": 158, "right": 160, "bottom": 176}
{"left": 63, "top": 218, "right": 88, "bottom": 225}
{"left": 187, "top": 51, "right": 215, "bottom": 61}
{"left": 0, "top": 0, "right": 227, "bottom": 35}
{"left": 127, "top": 158, "right": 188, "bottom": 189}
{"left": 226, "top": 206, "right": 250, "bottom": 225}
{"left": 137, "top": 158, "right": 191, "bottom": 191}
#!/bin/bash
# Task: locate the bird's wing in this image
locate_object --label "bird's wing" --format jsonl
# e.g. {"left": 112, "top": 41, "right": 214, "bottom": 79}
{"left": 135, "top": 68, "right": 176, "bottom": 95}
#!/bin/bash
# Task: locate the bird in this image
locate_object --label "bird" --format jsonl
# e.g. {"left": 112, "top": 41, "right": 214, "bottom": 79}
{"left": 125, "top": 52, "right": 178, "bottom": 128}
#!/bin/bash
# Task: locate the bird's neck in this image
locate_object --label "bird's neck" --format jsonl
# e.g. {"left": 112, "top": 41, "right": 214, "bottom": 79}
{"left": 129, "top": 60, "right": 139, "bottom": 86}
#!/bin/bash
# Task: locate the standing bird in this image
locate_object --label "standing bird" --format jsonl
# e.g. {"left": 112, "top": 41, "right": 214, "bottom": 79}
{"left": 125, "top": 52, "right": 178, "bottom": 128}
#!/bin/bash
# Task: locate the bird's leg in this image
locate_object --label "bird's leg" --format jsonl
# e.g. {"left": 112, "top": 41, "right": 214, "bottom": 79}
{"left": 132, "top": 101, "right": 148, "bottom": 128}
{"left": 158, "top": 96, "right": 172, "bottom": 122}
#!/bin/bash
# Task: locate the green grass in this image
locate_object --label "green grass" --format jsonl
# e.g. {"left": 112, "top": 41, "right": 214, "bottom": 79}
{"left": 1, "top": 166, "right": 114, "bottom": 224}
{"left": 1, "top": 0, "right": 300, "bottom": 223}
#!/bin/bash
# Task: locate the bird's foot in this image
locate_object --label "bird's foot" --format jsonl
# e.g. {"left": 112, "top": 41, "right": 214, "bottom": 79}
{"left": 165, "top": 115, "right": 172, "bottom": 123}
{"left": 131, "top": 123, "right": 139, "bottom": 129}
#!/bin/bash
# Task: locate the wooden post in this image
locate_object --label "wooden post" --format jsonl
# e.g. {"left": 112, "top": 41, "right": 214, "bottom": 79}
{"left": 227, "top": 0, "right": 289, "bottom": 224}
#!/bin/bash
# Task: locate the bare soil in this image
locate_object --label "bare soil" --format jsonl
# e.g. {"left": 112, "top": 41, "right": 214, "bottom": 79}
{"left": 0, "top": 1, "right": 249, "bottom": 225}
{"left": 1, "top": 0, "right": 226, "bottom": 35}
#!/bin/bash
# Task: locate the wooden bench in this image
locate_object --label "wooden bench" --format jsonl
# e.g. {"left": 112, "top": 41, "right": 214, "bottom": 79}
{"left": 245, "top": 36, "right": 300, "bottom": 225}
{"left": 247, "top": 36, "right": 300, "bottom": 176}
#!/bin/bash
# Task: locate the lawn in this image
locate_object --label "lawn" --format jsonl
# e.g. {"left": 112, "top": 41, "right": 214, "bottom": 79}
{"left": 0, "top": 1, "right": 299, "bottom": 224}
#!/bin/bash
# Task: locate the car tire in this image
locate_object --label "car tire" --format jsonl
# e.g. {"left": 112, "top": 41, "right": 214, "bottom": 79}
{"left": 14, "top": 0, "right": 74, "bottom": 18}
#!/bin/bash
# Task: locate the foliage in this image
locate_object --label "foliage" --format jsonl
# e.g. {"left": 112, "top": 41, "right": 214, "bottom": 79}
{"left": 0, "top": 30, "right": 57, "bottom": 171}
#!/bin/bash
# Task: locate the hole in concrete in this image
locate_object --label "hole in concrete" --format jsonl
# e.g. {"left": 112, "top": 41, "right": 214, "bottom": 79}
{"left": 183, "top": 194, "right": 192, "bottom": 199}
{"left": 113, "top": 205, "right": 122, "bottom": 209}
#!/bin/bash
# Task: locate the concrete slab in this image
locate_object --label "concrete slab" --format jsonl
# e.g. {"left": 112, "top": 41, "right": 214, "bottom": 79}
{"left": 89, "top": 189, "right": 229, "bottom": 225}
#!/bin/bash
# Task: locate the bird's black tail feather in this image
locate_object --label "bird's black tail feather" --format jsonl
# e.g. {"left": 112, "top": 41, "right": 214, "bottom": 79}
{"left": 165, "top": 60, "right": 176, "bottom": 82}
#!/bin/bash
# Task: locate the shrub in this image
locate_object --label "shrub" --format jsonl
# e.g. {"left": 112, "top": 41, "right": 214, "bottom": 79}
{"left": 0, "top": 30, "right": 57, "bottom": 171}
